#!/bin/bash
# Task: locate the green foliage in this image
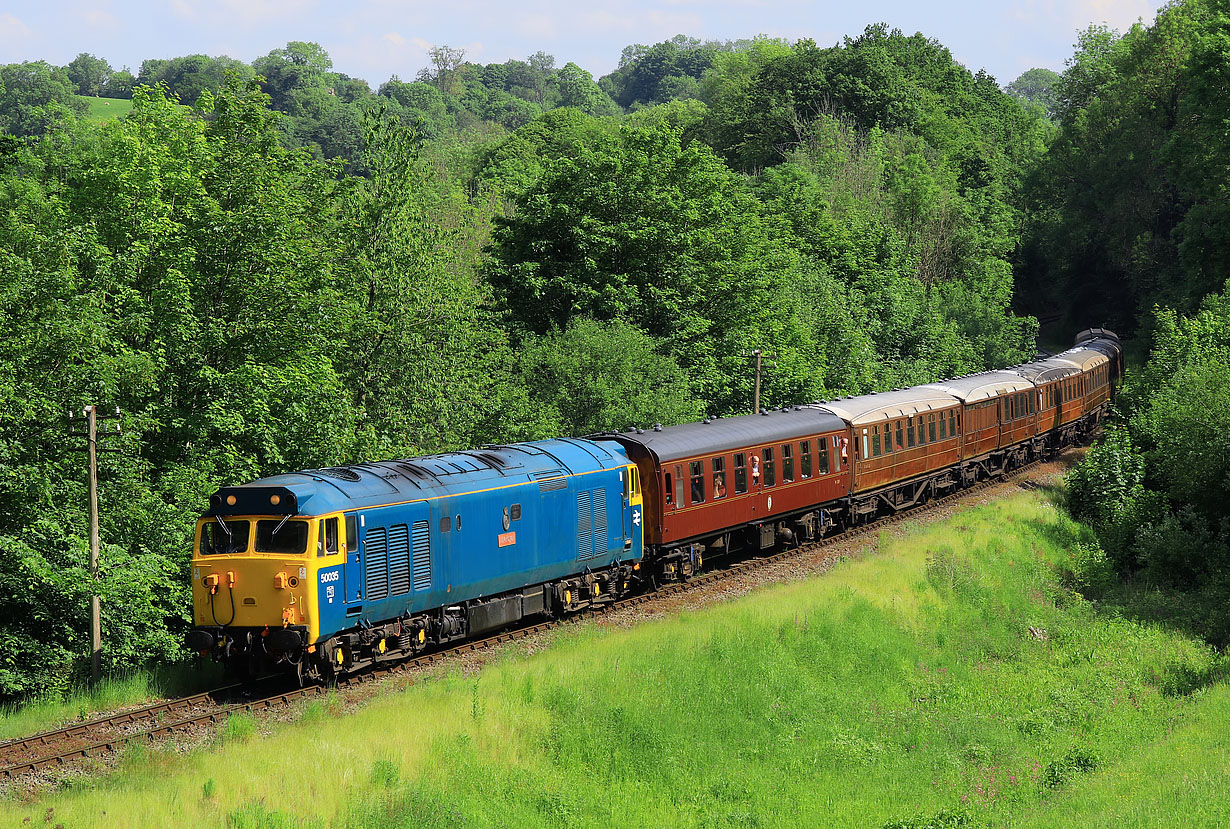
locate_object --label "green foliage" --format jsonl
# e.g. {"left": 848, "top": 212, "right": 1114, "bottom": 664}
{"left": 0, "top": 61, "right": 86, "bottom": 136}
{"left": 1005, "top": 67, "right": 1061, "bottom": 117}
{"left": 66, "top": 53, "right": 113, "bottom": 97}
{"left": 516, "top": 319, "right": 702, "bottom": 436}
{"left": 1023, "top": 1, "right": 1230, "bottom": 331}
{"left": 1068, "top": 284, "right": 1230, "bottom": 641}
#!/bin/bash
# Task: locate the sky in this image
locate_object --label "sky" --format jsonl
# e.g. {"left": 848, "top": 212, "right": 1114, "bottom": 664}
{"left": 0, "top": 0, "right": 1158, "bottom": 89}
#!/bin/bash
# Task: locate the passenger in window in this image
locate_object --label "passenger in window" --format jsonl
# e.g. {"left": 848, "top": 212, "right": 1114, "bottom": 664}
{"left": 751, "top": 454, "right": 761, "bottom": 486}
{"left": 714, "top": 475, "right": 726, "bottom": 499}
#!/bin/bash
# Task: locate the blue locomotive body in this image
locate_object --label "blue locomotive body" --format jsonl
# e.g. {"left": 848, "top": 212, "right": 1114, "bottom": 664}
{"left": 188, "top": 437, "right": 644, "bottom": 679}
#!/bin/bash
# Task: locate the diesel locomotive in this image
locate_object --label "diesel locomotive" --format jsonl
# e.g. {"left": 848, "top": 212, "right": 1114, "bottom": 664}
{"left": 186, "top": 330, "right": 1121, "bottom": 683}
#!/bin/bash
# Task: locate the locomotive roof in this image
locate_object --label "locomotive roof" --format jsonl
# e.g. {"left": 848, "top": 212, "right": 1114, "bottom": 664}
{"left": 600, "top": 407, "right": 846, "bottom": 463}
{"left": 809, "top": 388, "right": 959, "bottom": 425}
{"left": 206, "top": 437, "right": 629, "bottom": 518}
{"left": 920, "top": 371, "right": 1035, "bottom": 403}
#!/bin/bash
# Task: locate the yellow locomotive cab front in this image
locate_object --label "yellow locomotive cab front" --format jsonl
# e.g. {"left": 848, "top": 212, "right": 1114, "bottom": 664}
{"left": 188, "top": 514, "right": 327, "bottom": 663}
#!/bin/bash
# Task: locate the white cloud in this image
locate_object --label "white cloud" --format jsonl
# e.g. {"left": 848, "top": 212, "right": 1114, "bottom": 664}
{"left": 1011, "top": 0, "right": 1153, "bottom": 34}
{"left": 517, "top": 13, "right": 557, "bottom": 39}
{"left": 0, "top": 12, "right": 32, "bottom": 41}
{"left": 170, "top": 0, "right": 320, "bottom": 26}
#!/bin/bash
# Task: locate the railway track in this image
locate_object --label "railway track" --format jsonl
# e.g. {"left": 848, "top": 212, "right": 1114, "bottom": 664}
{"left": 0, "top": 451, "right": 1073, "bottom": 784}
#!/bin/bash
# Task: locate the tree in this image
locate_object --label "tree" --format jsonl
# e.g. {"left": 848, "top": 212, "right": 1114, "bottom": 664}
{"left": 66, "top": 53, "right": 112, "bottom": 97}
{"left": 0, "top": 61, "right": 86, "bottom": 136}
{"left": 489, "top": 120, "right": 816, "bottom": 409}
{"left": 1005, "top": 67, "right": 1061, "bottom": 117}
{"left": 420, "top": 45, "right": 465, "bottom": 95}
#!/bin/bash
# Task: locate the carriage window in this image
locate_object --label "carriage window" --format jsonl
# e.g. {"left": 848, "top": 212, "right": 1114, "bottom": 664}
{"left": 690, "top": 460, "right": 705, "bottom": 505}
{"left": 713, "top": 457, "right": 727, "bottom": 499}
{"left": 817, "top": 438, "right": 830, "bottom": 475}
{"left": 939, "top": 413, "right": 947, "bottom": 439}
{"left": 907, "top": 418, "right": 916, "bottom": 448}
{"left": 928, "top": 414, "right": 937, "bottom": 443}
{"left": 782, "top": 444, "right": 794, "bottom": 482}
{"left": 872, "top": 426, "right": 881, "bottom": 457}
{"left": 950, "top": 410, "right": 957, "bottom": 436}
{"left": 675, "top": 467, "right": 685, "bottom": 506}
{"left": 664, "top": 473, "right": 673, "bottom": 505}
{"left": 801, "top": 441, "right": 812, "bottom": 478}
{"left": 917, "top": 418, "right": 926, "bottom": 445}
{"left": 882, "top": 423, "right": 892, "bottom": 454}
{"left": 763, "top": 447, "right": 776, "bottom": 487}
{"left": 735, "top": 453, "right": 748, "bottom": 494}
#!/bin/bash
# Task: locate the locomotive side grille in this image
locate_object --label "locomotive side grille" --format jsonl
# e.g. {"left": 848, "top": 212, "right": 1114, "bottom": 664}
{"left": 365, "top": 527, "right": 389, "bottom": 602}
{"left": 576, "top": 488, "right": 607, "bottom": 560}
{"left": 537, "top": 476, "right": 566, "bottom": 492}
{"left": 577, "top": 490, "right": 593, "bottom": 558}
{"left": 412, "top": 520, "right": 431, "bottom": 591}
{"left": 388, "top": 524, "right": 411, "bottom": 596}
{"left": 592, "top": 488, "right": 607, "bottom": 557}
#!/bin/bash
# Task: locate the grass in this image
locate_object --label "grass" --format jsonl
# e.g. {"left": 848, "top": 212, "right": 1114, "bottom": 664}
{"left": 3, "top": 488, "right": 1228, "bottom": 827}
{"left": 77, "top": 96, "right": 133, "bottom": 122}
{"left": 0, "top": 661, "right": 222, "bottom": 741}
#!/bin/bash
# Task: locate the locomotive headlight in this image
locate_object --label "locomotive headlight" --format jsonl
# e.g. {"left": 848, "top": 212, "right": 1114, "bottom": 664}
{"left": 270, "top": 494, "right": 281, "bottom": 506}
{"left": 226, "top": 495, "right": 237, "bottom": 506}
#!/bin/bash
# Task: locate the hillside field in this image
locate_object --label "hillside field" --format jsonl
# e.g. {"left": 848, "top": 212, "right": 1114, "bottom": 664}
{"left": 76, "top": 95, "right": 133, "bottom": 122}
{"left": 3, "top": 487, "right": 1228, "bottom": 827}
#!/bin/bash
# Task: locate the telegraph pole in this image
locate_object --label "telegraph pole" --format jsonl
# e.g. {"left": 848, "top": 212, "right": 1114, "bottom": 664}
{"left": 68, "top": 405, "right": 122, "bottom": 683}
{"left": 741, "top": 349, "right": 778, "bottom": 414}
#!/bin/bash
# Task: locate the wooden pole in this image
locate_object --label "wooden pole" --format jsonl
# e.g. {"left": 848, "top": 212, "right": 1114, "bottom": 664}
{"left": 86, "top": 405, "right": 101, "bottom": 683}
{"left": 753, "top": 349, "right": 762, "bottom": 414}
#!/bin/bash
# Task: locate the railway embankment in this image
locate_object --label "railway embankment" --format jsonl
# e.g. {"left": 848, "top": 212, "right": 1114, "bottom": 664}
{"left": 4, "top": 476, "right": 1228, "bottom": 827}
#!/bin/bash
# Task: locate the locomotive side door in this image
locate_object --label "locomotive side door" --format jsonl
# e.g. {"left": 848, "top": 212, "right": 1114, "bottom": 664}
{"left": 345, "top": 514, "right": 363, "bottom": 603}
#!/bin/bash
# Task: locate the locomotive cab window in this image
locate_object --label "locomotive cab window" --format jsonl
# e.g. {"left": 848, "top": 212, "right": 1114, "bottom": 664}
{"left": 690, "top": 460, "right": 705, "bottom": 505}
{"left": 256, "top": 518, "right": 309, "bottom": 555}
{"left": 199, "top": 519, "right": 250, "bottom": 556}
{"left": 321, "top": 516, "right": 338, "bottom": 556}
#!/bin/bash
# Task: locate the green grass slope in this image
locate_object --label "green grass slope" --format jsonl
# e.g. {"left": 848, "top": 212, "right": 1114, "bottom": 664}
{"left": 4, "top": 489, "right": 1227, "bottom": 827}
{"left": 78, "top": 96, "right": 133, "bottom": 122}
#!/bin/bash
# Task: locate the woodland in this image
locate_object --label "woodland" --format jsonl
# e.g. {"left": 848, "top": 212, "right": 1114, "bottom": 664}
{"left": 0, "top": 0, "right": 1227, "bottom": 699}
